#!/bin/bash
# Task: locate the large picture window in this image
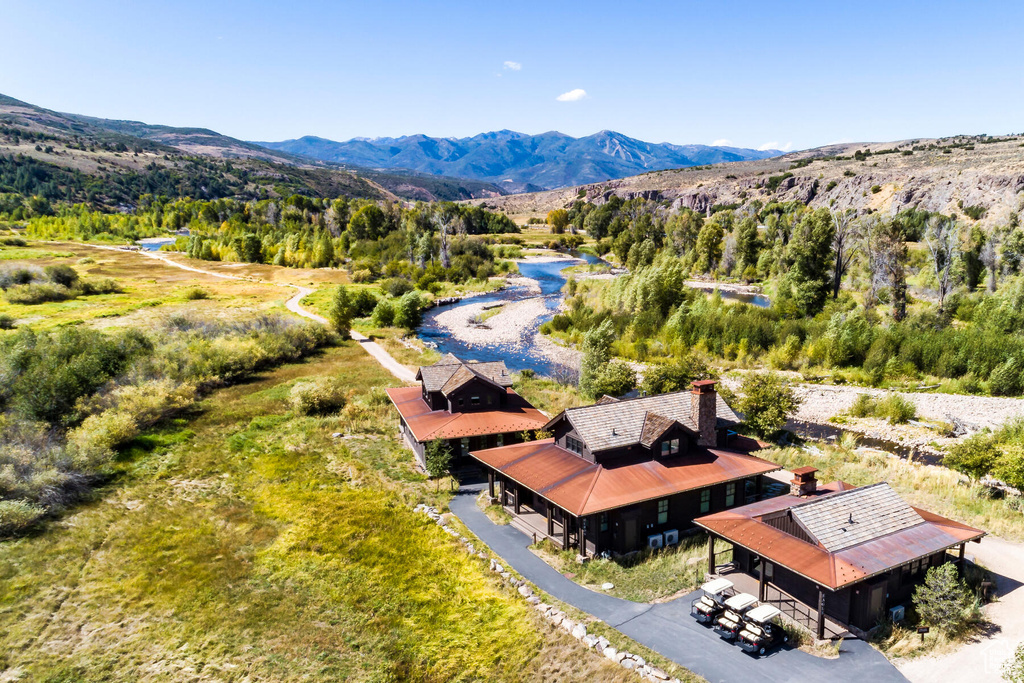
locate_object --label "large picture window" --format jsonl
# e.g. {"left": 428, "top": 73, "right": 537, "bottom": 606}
{"left": 657, "top": 499, "right": 669, "bottom": 525}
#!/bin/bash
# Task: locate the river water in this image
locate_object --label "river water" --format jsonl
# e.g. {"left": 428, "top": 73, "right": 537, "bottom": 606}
{"left": 418, "top": 253, "right": 605, "bottom": 375}
{"left": 417, "top": 255, "right": 771, "bottom": 376}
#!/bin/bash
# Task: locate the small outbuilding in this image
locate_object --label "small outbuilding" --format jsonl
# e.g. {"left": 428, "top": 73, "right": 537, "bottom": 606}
{"left": 694, "top": 468, "right": 986, "bottom": 637}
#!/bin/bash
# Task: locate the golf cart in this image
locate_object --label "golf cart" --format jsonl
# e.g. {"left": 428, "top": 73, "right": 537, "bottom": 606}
{"left": 712, "top": 592, "right": 757, "bottom": 641}
{"left": 691, "top": 578, "right": 735, "bottom": 625}
{"left": 737, "top": 605, "right": 788, "bottom": 657}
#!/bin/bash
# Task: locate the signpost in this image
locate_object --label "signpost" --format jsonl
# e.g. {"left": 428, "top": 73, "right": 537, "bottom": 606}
{"left": 917, "top": 626, "right": 929, "bottom": 642}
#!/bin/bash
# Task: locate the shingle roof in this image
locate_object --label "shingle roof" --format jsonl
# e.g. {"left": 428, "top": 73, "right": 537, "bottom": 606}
{"left": 416, "top": 356, "right": 513, "bottom": 394}
{"left": 639, "top": 412, "right": 676, "bottom": 448}
{"left": 694, "top": 482, "right": 986, "bottom": 590}
{"left": 790, "top": 483, "right": 923, "bottom": 552}
{"left": 470, "top": 438, "right": 781, "bottom": 516}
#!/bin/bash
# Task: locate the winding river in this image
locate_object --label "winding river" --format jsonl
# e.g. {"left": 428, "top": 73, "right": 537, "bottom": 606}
{"left": 418, "top": 255, "right": 770, "bottom": 376}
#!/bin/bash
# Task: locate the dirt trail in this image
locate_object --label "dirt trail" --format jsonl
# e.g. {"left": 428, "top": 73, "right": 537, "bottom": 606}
{"left": 77, "top": 245, "right": 416, "bottom": 384}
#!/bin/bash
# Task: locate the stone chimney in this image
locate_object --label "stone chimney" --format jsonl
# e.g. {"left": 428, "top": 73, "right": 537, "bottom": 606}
{"left": 790, "top": 467, "right": 818, "bottom": 497}
{"left": 690, "top": 380, "right": 718, "bottom": 447}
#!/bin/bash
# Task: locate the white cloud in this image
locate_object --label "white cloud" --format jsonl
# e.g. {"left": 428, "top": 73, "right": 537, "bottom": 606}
{"left": 758, "top": 141, "right": 793, "bottom": 151}
{"left": 711, "top": 139, "right": 733, "bottom": 147}
{"left": 503, "top": 61, "right": 521, "bottom": 71}
{"left": 556, "top": 88, "right": 587, "bottom": 102}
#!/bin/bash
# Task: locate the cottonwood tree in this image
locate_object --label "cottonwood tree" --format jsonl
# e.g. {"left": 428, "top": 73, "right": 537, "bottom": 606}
{"left": 980, "top": 229, "right": 1001, "bottom": 293}
{"left": 864, "top": 217, "right": 909, "bottom": 321}
{"left": 786, "top": 209, "right": 835, "bottom": 316}
{"left": 328, "top": 285, "right": 353, "bottom": 339}
{"left": 579, "top": 318, "right": 615, "bottom": 400}
{"left": 546, "top": 209, "right": 569, "bottom": 234}
{"left": 924, "top": 216, "right": 961, "bottom": 312}
{"left": 829, "top": 207, "right": 859, "bottom": 299}
{"left": 737, "top": 372, "right": 802, "bottom": 437}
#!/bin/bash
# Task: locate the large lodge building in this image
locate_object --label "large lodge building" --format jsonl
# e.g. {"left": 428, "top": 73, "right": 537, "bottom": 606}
{"left": 389, "top": 355, "right": 985, "bottom": 637}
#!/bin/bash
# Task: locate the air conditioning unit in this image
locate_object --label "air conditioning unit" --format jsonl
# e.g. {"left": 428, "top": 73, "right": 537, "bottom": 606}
{"left": 889, "top": 605, "right": 905, "bottom": 623}
{"left": 647, "top": 533, "right": 664, "bottom": 550}
{"left": 663, "top": 529, "right": 679, "bottom": 546}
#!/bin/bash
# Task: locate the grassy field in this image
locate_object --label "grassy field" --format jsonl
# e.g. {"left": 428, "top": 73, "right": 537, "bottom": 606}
{"left": 0, "top": 343, "right": 639, "bottom": 682}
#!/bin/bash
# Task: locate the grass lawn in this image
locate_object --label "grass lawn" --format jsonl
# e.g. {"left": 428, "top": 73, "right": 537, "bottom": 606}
{"left": 531, "top": 536, "right": 727, "bottom": 604}
{"left": 0, "top": 343, "right": 639, "bottom": 682}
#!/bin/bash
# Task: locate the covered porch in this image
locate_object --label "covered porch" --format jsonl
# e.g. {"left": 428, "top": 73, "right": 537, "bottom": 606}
{"left": 487, "top": 469, "right": 593, "bottom": 555}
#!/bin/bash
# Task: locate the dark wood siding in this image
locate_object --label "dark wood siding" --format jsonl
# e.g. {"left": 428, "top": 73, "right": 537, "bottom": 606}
{"left": 447, "top": 378, "right": 505, "bottom": 413}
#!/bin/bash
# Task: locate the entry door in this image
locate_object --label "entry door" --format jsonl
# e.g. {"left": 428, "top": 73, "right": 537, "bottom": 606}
{"left": 623, "top": 516, "right": 638, "bottom": 551}
{"left": 867, "top": 582, "right": 887, "bottom": 623}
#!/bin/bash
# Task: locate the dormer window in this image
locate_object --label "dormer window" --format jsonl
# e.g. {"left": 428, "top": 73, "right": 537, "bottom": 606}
{"left": 566, "top": 436, "right": 583, "bottom": 455}
{"left": 471, "top": 396, "right": 481, "bottom": 406}
{"left": 659, "top": 438, "right": 680, "bottom": 457}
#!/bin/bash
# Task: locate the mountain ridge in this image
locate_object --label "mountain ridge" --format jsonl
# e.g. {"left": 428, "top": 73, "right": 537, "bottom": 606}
{"left": 254, "top": 130, "right": 783, "bottom": 191}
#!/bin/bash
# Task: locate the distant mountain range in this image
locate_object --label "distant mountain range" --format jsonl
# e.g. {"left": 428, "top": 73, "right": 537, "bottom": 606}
{"left": 254, "top": 131, "right": 784, "bottom": 191}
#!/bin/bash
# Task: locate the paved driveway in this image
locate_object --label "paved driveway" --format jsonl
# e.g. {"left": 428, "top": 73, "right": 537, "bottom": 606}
{"left": 450, "top": 483, "right": 906, "bottom": 683}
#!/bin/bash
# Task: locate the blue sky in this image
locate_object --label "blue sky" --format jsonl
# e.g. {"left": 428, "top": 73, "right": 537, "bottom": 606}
{"left": 4, "top": 0, "right": 1023, "bottom": 151}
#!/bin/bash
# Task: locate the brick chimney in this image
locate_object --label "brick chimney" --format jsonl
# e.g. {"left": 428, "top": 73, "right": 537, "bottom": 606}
{"left": 690, "top": 380, "right": 718, "bottom": 447}
{"left": 790, "top": 467, "right": 818, "bottom": 497}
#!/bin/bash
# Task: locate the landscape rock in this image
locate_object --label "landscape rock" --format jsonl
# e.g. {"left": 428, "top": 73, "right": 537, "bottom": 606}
{"left": 517, "top": 585, "right": 533, "bottom": 598}
{"left": 633, "top": 655, "right": 645, "bottom": 667}
{"left": 582, "top": 634, "right": 599, "bottom": 648}
{"left": 601, "top": 582, "right": 614, "bottom": 590}
{"left": 571, "top": 623, "right": 587, "bottom": 640}
{"left": 648, "top": 666, "right": 670, "bottom": 680}
{"left": 603, "top": 647, "right": 618, "bottom": 661}
{"left": 621, "top": 658, "right": 635, "bottom": 670}
{"left": 526, "top": 596, "right": 541, "bottom": 604}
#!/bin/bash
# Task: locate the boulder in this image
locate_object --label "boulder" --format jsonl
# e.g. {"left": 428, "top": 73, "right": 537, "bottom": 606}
{"left": 561, "top": 619, "right": 575, "bottom": 633}
{"left": 526, "top": 596, "right": 541, "bottom": 605}
{"left": 633, "top": 656, "right": 645, "bottom": 667}
{"left": 621, "top": 659, "right": 636, "bottom": 670}
{"left": 571, "top": 623, "right": 587, "bottom": 640}
{"left": 500, "top": 572, "right": 511, "bottom": 580}
{"left": 494, "top": 563, "right": 504, "bottom": 574}
{"left": 603, "top": 647, "right": 618, "bottom": 661}
{"left": 582, "top": 634, "right": 599, "bottom": 648}
{"left": 648, "top": 666, "right": 670, "bottom": 680}
{"left": 518, "top": 585, "right": 533, "bottom": 598}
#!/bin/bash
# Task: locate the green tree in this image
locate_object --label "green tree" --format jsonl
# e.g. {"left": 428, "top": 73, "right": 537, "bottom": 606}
{"left": 737, "top": 372, "right": 801, "bottom": 437}
{"left": 667, "top": 210, "right": 704, "bottom": 256}
{"left": 786, "top": 209, "right": 835, "bottom": 316}
{"left": 994, "top": 444, "right": 1024, "bottom": 490}
{"left": 579, "top": 319, "right": 614, "bottom": 400}
{"left": 944, "top": 433, "right": 999, "bottom": 480}
{"left": 547, "top": 209, "right": 569, "bottom": 234}
{"left": 913, "top": 563, "right": 977, "bottom": 635}
{"left": 694, "top": 221, "right": 724, "bottom": 273}
{"left": 735, "top": 217, "right": 761, "bottom": 273}
{"left": 312, "top": 231, "right": 335, "bottom": 268}
{"left": 640, "top": 355, "right": 710, "bottom": 395}
{"left": 590, "top": 361, "right": 637, "bottom": 398}
{"left": 328, "top": 285, "right": 353, "bottom": 339}
{"left": 347, "top": 204, "right": 388, "bottom": 241}
{"left": 371, "top": 298, "right": 395, "bottom": 327}
{"left": 424, "top": 439, "right": 453, "bottom": 486}
{"left": 239, "top": 233, "right": 263, "bottom": 263}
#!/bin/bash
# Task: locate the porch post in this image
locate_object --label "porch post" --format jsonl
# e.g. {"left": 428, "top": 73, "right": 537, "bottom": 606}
{"left": 957, "top": 542, "right": 966, "bottom": 573}
{"left": 707, "top": 535, "right": 715, "bottom": 575}
{"left": 513, "top": 485, "right": 521, "bottom": 515}
{"left": 758, "top": 561, "right": 767, "bottom": 601}
{"left": 581, "top": 518, "right": 588, "bottom": 558}
{"left": 487, "top": 470, "right": 495, "bottom": 499}
{"left": 562, "top": 512, "right": 569, "bottom": 551}
{"left": 546, "top": 504, "right": 554, "bottom": 537}
{"left": 757, "top": 474, "right": 764, "bottom": 500}
{"left": 498, "top": 477, "right": 505, "bottom": 506}
{"left": 816, "top": 588, "right": 826, "bottom": 640}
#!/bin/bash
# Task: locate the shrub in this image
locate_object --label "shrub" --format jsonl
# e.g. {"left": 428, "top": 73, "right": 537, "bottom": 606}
{"left": 79, "top": 278, "right": 122, "bottom": 295}
{"left": 0, "top": 313, "right": 14, "bottom": 330}
{"left": 4, "top": 282, "right": 74, "bottom": 304}
{"left": 767, "top": 335, "right": 802, "bottom": 370}
{"left": 640, "top": 355, "right": 710, "bottom": 395}
{"left": 1003, "top": 643, "right": 1024, "bottom": 682}
{"left": 328, "top": 285, "right": 353, "bottom": 339}
{"left": 874, "top": 394, "right": 916, "bottom": 424}
{"left": 989, "top": 357, "right": 1023, "bottom": 396}
{"left": 871, "top": 185, "right": 883, "bottom": 194}
{"left": 0, "top": 265, "right": 41, "bottom": 289}
{"left": 350, "top": 288, "right": 378, "bottom": 317}
{"left": 371, "top": 298, "right": 395, "bottom": 327}
{"left": 393, "top": 291, "right": 424, "bottom": 329}
{"left": 913, "top": 563, "right": 978, "bottom": 635}
{"left": 848, "top": 393, "right": 877, "bottom": 418}
{"left": 44, "top": 264, "right": 80, "bottom": 288}
{"left": 67, "top": 410, "right": 139, "bottom": 471}
{"left": 0, "top": 499, "right": 46, "bottom": 535}
{"left": 380, "top": 277, "right": 414, "bottom": 298}
{"left": 183, "top": 286, "right": 210, "bottom": 300}
{"left": 290, "top": 377, "right": 347, "bottom": 416}
{"left": 738, "top": 372, "right": 802, "bottom": 437}
{"left": 0, "top": 236, "right": 27, "bottom": 246}
{"left": 78, "top": 256, "right": 96, "bottom": 264}
{"left": 944, "top": 433, "right": 999, "bottom": 480}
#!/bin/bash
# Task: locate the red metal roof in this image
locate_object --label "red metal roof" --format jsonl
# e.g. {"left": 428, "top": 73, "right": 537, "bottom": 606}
{"left": 469, "top": 438, "right": 781, "bottom": 516}
{"left": 694, "top": 483, "right": 986, "bottom": 590}
{"left": 385, "top": 386, "right": 548, "bottom": 442}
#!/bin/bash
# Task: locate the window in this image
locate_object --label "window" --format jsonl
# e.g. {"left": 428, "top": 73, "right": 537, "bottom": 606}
{"left": 486, "top": 394, "right": 494, "bottom": 406}
{"left": 671, "top": 438, "right": 679, "bottom": 455}
{"left": 496, "top": 433, "right": 504, "bottom": 447}
{"left": 660, "top": 438, "right": 681, "bottom": 457}
{"left": 699, "top": 489, "right": 711, "bottom": 514}
{"left": 725, "top": 483, "right": 736, "bottom": 508}
{"left": 471, "top": 396, "right": 480, "bottom": 406}
{"left": 460, "top": 438, "right": 469, "bottom": 455}
{"left": 660, "top": 441, "right": 670, "bottom": 457}
{"left": 599, "top": 513, "right": 608, "bottom": 532}
{"left": 458, "top": 398, "right": 464, "bottom": 407}
{"left": 657, "top": 499, "right": 669, "bottom": 525}
{"left": 566, "top": 436, "right": 583, "bottom": 455}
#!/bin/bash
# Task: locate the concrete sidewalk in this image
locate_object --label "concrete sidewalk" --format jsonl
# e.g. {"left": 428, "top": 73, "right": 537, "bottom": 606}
{"left": 449, "top": 482, "right": 906, "bottom": 683}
